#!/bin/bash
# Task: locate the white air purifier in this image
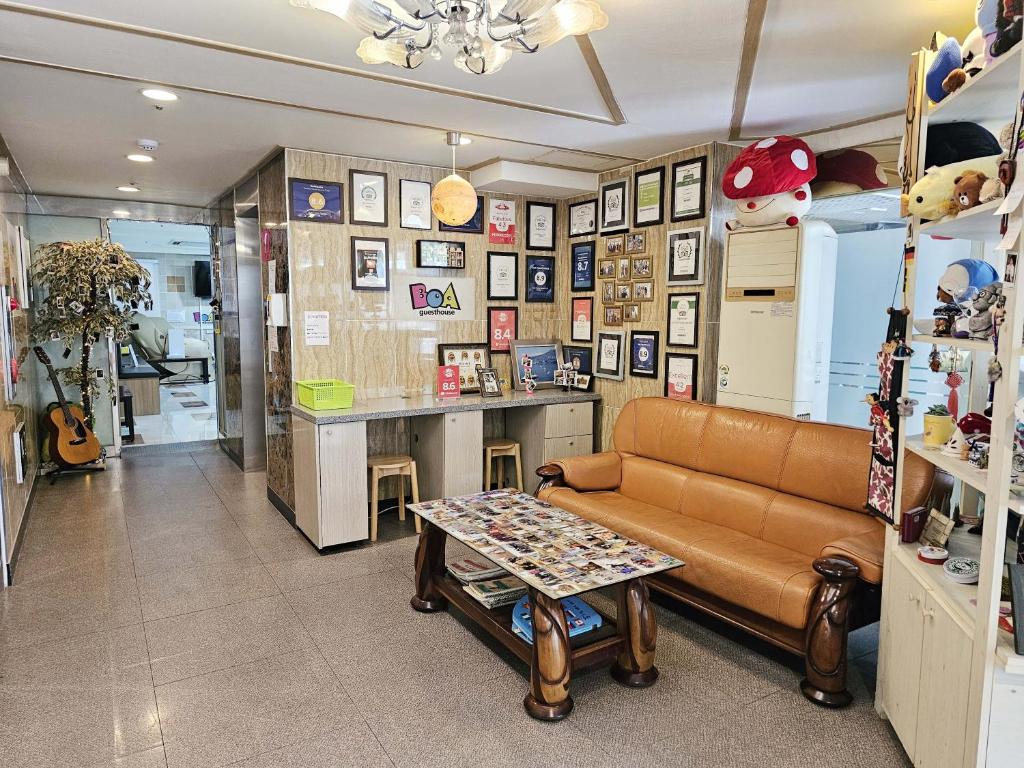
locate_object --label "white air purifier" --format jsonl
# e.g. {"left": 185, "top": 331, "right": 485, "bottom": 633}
{"left": 716, "top": 220, "right": 838, "bottom": 420}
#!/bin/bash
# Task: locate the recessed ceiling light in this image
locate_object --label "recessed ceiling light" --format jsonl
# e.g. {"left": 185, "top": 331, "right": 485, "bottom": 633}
{"left": 111, "top": 209, "right": 131, "bottom": 216}
{"left": 141, "top": 88, "right": 178, "bottom": 102}
{"left": 117, "top": 185, "right": 140, "bottom": 193}
{"left": 126, "top": 154, "right": 154, "bottom": 163}
{"left": 458, "top": 136, "right": 473, "bottom": 145}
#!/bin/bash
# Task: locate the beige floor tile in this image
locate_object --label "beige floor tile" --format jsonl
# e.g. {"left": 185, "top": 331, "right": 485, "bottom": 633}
{"left": 266, "top": 546, "right": 392, "bottom": 593}
{"left": 222, "top": 726, "right": 393, "bottom": 768}
{"left": 129, "top": 519, "right": 256, "bottom": 577}
{"left": 137, "top": 557, "right": 279, "bottom": 621}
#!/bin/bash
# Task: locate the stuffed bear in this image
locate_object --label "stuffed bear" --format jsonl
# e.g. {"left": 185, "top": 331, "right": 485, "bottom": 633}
{"left": 953, "top": 170, "right": 989, "bottom": 212}
{"left": 906, "top": 154, "right": 1002, "bottom": 220}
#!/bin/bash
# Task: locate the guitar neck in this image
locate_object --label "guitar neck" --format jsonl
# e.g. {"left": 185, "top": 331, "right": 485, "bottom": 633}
{"left": 35, "top": 351, "right": 74, "bottom": 424}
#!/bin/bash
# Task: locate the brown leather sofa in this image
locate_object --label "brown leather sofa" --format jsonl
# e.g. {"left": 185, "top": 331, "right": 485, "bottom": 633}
{"left": 537, "top": 397, "right": 934, "bottom": 707}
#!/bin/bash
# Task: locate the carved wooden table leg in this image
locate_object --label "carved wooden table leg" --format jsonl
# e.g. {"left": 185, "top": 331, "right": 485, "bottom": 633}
{"left": 611, "top": 577, "right": 659, "bottom": 687}
{"left": 410, "top": 521, "right": 448, "bottom": 613}
{"left": 801, "top": 556, "right": 859, "bottom": 708}
{"left": 523, "top": 587, "right": 574, "bottom": 720}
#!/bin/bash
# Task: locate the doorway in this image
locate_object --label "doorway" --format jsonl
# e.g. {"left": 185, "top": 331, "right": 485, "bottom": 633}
{"left": 107, "top": 219, "right": 218, "bottom": 448}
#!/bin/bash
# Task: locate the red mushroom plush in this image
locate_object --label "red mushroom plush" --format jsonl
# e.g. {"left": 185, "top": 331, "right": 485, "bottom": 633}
{"left": 723, "top": 136, "right": 817, "bottom": 229}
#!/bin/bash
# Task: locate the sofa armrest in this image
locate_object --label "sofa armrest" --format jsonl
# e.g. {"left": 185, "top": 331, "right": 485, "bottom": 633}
{"left": 819, "top": 527, "right": 884, "bottom": 585}
{"left": 536, "top": 451, "right": 621, "bottom": 493}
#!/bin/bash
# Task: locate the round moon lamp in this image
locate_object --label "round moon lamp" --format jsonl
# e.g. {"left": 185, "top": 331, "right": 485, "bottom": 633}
{"left": 432, "top": 173, "right": 477, "bottom": 226}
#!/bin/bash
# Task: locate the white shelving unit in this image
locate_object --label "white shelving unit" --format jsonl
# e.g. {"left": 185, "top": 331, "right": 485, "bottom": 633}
{"left": 875, "top": 42, "right": 1024, "bottom": 768}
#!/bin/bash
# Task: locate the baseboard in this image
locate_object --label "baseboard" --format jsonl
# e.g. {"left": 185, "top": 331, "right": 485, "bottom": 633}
{"left": 267, "top": 485, "right": 295, "bottom": 525}
{"left": 7, "top": 473, "right": 40, "bottom": 587}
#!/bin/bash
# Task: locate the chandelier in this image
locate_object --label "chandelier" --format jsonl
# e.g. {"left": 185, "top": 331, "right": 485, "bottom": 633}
{"left": 290, "top": 0, "right": 608, "bottom": 75}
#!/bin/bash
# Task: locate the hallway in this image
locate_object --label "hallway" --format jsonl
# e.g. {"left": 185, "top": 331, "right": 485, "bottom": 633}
{"left": 0, "top": 452, "right": 906, "bottom": 768}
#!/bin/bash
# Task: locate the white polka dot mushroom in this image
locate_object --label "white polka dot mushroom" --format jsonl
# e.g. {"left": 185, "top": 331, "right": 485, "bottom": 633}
{"left": 722, "top": 135, "right": 818, "bottom": 230}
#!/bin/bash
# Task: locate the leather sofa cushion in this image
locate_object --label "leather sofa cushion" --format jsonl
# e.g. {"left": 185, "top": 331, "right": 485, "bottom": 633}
{"left": 541, "top": 487, "right": 819, "bottom": 629}
{"left": 761, "top": 492, "right": 879, "bottom": 561}
{"left": 618, "top": 456, "right": 691, "bottom": 511}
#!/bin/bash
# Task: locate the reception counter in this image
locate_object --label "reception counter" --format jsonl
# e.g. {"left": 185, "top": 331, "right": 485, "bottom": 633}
{"left": 290, "top": 390, "right": 601, "bottom": 549}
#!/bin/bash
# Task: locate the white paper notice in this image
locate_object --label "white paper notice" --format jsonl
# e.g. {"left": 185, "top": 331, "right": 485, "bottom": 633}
{"left": 304, "top": 311, "right": 329, "bottom": 346}
{"left": 267, "top": 259, "right": 276, "bottom": 294}
{"left": 998, "top": 217, "right": 1022, "bottom": 251}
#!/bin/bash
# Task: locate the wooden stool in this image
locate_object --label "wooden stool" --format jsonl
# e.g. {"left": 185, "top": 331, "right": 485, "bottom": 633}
{"left": 367, "top": 454, "right": 420, "bottom": 542}
{"left": 483, "top": 438, "right": 523, "bottom": 492}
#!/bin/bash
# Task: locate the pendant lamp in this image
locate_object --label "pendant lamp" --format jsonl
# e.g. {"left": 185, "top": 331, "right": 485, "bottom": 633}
{"left": 432, "top": 132, "right": 477, "bottom": 227}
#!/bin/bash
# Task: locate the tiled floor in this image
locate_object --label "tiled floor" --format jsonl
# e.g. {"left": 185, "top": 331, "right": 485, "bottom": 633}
{"left": 130, "top": 382, "right": 218, "bottom": 446}
{"left": 0, "top": 450, "right": 909, "bottom": 768}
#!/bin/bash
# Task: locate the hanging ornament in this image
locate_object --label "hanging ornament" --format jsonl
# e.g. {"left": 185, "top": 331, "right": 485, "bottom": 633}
{"left": 896, "top": 396, "right": 918, "bottom": 417}
{"left": 892, "top": 338, "right": 914, "bottom": 360}
{"left": 928, "top": 344, "right": 942, "bottom": 372}
{"left": 945, "top": 369, "right": 964, "bottom": 418}
{"left": 988, "top": 357, "right": 1003, "bottom": 383}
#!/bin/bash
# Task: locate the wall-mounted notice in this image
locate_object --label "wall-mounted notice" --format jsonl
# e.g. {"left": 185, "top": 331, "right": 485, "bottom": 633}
{"left": 303, "top": 311, "right": 330, "bottom": 346}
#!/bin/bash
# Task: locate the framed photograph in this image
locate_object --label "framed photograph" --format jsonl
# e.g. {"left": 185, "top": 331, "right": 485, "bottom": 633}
{"left": 604, "top": 305, "right": 623, "bottom": 326}
{"left": 671, "top": 156, "right": 707, "bottom": 222}
{"left": 617, "top": 258, "right": 631, "bottom": 281}
{"left": 526, "top": 255, "right": 555, "bottom": 303}
{"left": 487, "top": 252, "right": 518, "bottom": 300}
{"left": 665, "top": 353, "right": 698, "bottom": 400}
{"left": 399, "top": 179, "right": 432, "bottom": 230}
{"left": 562, "top": 344, "right": 593, "bottom": 374}
{"left": 598, "top": 258, "right": 616, "bottom": 279}
{"left": 440, "top": 195, "right": 484, "bottom": 233}
{"left": 289, "top": 178, "right": 342, "bottom": 223}
{"left": 595, "top": 330, "right": 625, "bottom": 380}
{"left": 526, "top": 201, "right": 557, "bottom": 251}
{"left": 487, "top": 306, "right": 518, "bottom": 354}
{"left": 571, "top": 241, "right": 596, "bottom": 292}
{"left": 349, "top": 170, "right": 388, "bottom": 226}
{"left": 601, "top": 280, "right": 615, "bottom": 304}
{"left": 631, "top": 256, "right": 652, "bottom": 278}
{"left": 630, "top": 330, "right": 659, "bottom": 378}
{"left": 615, "top": 283, "right": 632, "bottom": 302}
{"left": 438, "top": 343, "right": 490, "bottom": 393}
{"left": 667, "top": 292, "right": 699, "bottom": 347}
{"left": 600, "top": 179, "right": 629, "bottom": 234}
{"left": 571, "top": 297, "right": 593, "bottom": 342}
{"left": 476, "top": 366, "right": 502, "bottom": 397}
{"left": 350, "top": 237, "right": 389, "bottom": 291}
{"left": 606, "top": 235, "right": 624, "bottom": 256}
{"left": 569, "top": 198, "right": 598, "bottom": 237}
{"left": 633, "top": 166, "right": 665, "bottom": 227}
{"left": 633, "top": 280, "right": 654, "bottom": 301}
{"left": 625, "top": 232, "right": 646, "bottom": 254}
{"left": 416, "top": 239, "right": 466, "bottom": 269}
{"left": 667, "top": 227, "right": 704, "bottom": 285}
{"left": 510, "top": 339, "right": 563, "bottom": 390}
{"left": 623, "top": 302, "right": 641, "bottom": 322}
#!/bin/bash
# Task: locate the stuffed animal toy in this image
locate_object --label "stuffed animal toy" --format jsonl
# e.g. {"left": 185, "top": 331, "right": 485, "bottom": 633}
{"left": 906, "top": 154, "right": 1002, "bottom": 220}
{"left": 925, "top": 122, "right": 1002, "bottom": 168}
{"left": 953, "top": 170, "right": 989, "bottom": 212}
{"left": 811, "top": 149, "right": 887, "bottom": 196}
{"left": 968, "top": 282, "right": 1003, "bottom": 339}
{"left": 722, "top": 136, "right": 817, "bottom": 229}
{"left": 992, "top": 0, "right": 1022, "bottom": 57}
{"left": 962, "top": 26, "right": 989, "bottom": 77}
{"left": 937, "top": 259, "right": 1000, "bottom": 304}
{"left": 926, "top": 36, "right": 964, "bottom": 102}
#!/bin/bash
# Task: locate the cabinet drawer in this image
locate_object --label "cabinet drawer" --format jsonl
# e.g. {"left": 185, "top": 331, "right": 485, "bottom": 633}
{"left": 543, "top": 434, "right": 593, "bottom": 463}
{"left": 544, "top": 402, "right": 593, "bottom": 438}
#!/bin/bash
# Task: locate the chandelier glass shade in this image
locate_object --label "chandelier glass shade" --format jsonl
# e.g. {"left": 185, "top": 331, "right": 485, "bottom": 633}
{"left": 290, "top": 0, "right": 608, "bottom": 75}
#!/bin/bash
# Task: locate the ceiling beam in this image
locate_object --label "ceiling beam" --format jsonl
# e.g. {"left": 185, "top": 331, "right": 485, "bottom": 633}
{"left": 728, "top": 0, "right": 768, "bottom": 141}
{"left": 574, "top": 35, "right": 626, "bottom": 125}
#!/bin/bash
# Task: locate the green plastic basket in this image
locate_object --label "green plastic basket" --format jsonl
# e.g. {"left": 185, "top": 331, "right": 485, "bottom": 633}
{"left": 296, "top": 379, "right": 355, "bottom": 410}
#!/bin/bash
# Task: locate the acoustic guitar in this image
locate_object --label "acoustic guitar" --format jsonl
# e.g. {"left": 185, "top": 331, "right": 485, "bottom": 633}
{"left": 33, "top": 346, "right": 102, "bottom": 467}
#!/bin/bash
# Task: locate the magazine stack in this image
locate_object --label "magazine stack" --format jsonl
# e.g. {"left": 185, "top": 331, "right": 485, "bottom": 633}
{"left": 462, "top": 576, "right": 528, "bottom": 609}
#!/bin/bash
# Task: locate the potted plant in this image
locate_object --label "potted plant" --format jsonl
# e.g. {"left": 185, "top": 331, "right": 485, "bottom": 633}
{"left": 32, "top": 239, "right": 152, "bottom": 428}
{"left": 923, "top": 403, "right": 956, "bottom": 448}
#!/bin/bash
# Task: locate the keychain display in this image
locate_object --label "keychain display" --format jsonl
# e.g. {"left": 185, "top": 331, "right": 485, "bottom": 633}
{"left": 896, "top": 397, "right": 918, "bottom": 417}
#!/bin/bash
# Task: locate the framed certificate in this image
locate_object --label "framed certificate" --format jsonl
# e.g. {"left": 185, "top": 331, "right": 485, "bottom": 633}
{"left": 350, "top": 237, "right": 389, "bottom": 291}
{"left": 629, "top": 330, "right": 659, "bottom": 378}
{"left": 487, "top": 252, "right": 518, "bottom": 300}
{"left": 488, "top": 198, "right": 516, "bottom": 245}
{"left": 288, "top": 178, "right": 342, "bottom": 223}
{"left": 665, "top": 353, "right": 698, "bottom": 400}
{"left": 600, "top": 179, "right": 629, "bottom": 234}
{"left": 526, "top": 201, "right": 556, "bottom": 251}
{"left": 349, "top": 170, "right": 388, "bottom": 226}
{"left": 633, "top": 166, "right": 665, "bottom": 227}
{"left": 569, "top": 198, "right": 598, "bottom": 237}
{"left": 571, "top": 297, "right": 593, "bottom": 342}
{"left": 671, "top": 156, "right": 707, "bottom": 222}
{"left": 399, "top": 179, "right": 432, "bottom": 230}
{"left": 667, "top": 292, "right": 699, "bottom": 348}
{"left": 416, "top": 240, "right": 466, "bottom": 269}
{"left": 437, "top": 343, "right": 490, "bottom": 393}
{"left": 571, "top": 240, "right": 595, "bottom": 292}
{"left": 667, "top": 227, "right": 704, "bottom": 285}
{"left": 526, "top": 255, "right": 555, "bottom": 303}
{"left": 487, "top": 306, "right": 518, "bottom": 354}
{"left": 595, "top": 331, "right": 624, "bottom": 380}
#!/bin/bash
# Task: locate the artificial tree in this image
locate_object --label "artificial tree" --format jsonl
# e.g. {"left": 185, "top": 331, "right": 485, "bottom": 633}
{"left": 32, "top": 239, "right": 151, "bottom": 427}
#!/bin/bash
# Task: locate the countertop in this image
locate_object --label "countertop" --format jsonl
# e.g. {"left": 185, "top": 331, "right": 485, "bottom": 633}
{"left": 290, "top": 389, "right": 601, "bottom": 424}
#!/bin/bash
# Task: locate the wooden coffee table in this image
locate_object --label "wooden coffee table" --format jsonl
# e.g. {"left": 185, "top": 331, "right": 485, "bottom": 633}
{"left": 409, "top": 490, "right": 684, "bottom": 721}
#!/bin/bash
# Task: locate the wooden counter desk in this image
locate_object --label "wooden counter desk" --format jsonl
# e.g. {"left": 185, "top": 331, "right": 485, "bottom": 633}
{"left": 290, "top": 389, "right": 601, "bottom": 549}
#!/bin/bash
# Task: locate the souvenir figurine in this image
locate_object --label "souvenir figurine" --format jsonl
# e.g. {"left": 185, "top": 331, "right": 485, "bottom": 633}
{"left": 932, "top": 304, "right": 960, "bottom": 336}
{"left": 896, "top": 396, "right": 918, "bottom": 417}
{"left": 928, "top": 345, "right": 942, "bottom": 372}
{"left": 865, "top": 393, "right": 893, "bottom": 433}
{"left": 892, "top": 338, "right": 914, "bottom": 360}
{"left": 988, "top": 357, "right": 1003, "bottom": 383}
{"left": 968, "top": 281, "right": 1003, "bottom": 339}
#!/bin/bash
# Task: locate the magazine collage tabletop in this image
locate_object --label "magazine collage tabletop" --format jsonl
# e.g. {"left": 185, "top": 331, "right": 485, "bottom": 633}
{"left": 409, "top": 490, "right": 684, "bottom": 600}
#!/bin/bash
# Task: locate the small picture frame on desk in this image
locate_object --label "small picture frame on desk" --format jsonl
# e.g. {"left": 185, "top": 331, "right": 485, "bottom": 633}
{"left": 476, "top": 366, "right": 502, "bottom": 397}
{"left": 562, "top": 344, "right": 594, "bottom": 391}
{"left": 509, "top": 338, "right": 563, "bottom": 390}
{"left": 438, "top": 343, "right": 490, "bottom": 393}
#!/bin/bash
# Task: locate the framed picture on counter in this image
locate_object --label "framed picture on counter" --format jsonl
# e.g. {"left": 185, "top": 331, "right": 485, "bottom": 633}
{"left": 416, "top": 239, "right": 466, "bottom": 269}
{"left": 487, "top": 252, "right": 518, "bottom": 300}
{"left": 509, "top": 338, "right": 563, "bottom": 390}
{"left": 562, "top": 345, "right": 594, "bottom": 392}
{"left": 350, "top": 237, "right": 389, "bottom": 291}
{"left": 349, "top": 170, "right": 388, "bottom": 226}
{"left": 667, "top": 227, "right": 704, "bottom": 285}
{"left": 667, "top": 291, "right": 699, "bottom": 348}
{"left": 440, "top": 195, "right": 484, "bottom": 233}
{"left": 671, "top": 156, "right": 706, "bottom": 222}
{"left": 476, "top": 366, "right": 502, "bottom": 397}
{"left": 633, "top": 166, "right": 665, "bottom": 227}
{"left": 487, "top": 306, "right": 518, "bottom": 354}
{"left": 569, "top": 198, "right": 597, "bottom": 237}
{"left": 629, "top": 330, "right": 659, "bottom": 378}
{"left": 399, "top": 179, "right": 432, "bottom": 230}
{"left": 437, "top": 343, "right": 490, "bottom": 393}
{"left": 600, "top": 179, "right": 629, "bottom": 234}
{"left": 595, "top": 331, "right": 625, "bottom": 380}
{"left": 288, "top": 178, "right": 343, "bottom": 223}
{"left": 665, "top": 353, "right": 698, "bottom": 400}
{"left": 526, "top": 201, "right": 557, "bottom": 251}
{"left": 571, "top": 240, "right": 595, "bottom": 292}
{"left": 526, "top": 255, "right": 555, "bottom": 303}
{"left": 571, "top": 296, "right": 593, "bottom": 342}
